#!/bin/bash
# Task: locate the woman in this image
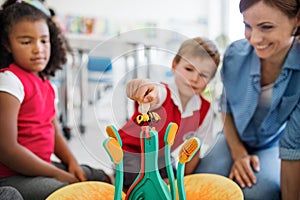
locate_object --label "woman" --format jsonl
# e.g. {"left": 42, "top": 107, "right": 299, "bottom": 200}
{"left": 194, "top": 0, "right": 300, "bottom": 199}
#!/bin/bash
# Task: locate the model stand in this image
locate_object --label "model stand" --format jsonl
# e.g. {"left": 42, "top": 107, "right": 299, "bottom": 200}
{"left": 103, "top": 113, "right": 201, "bottom": 200}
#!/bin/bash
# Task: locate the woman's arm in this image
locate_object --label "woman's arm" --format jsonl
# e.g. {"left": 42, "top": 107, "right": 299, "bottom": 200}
{"left": 281, "top": 160, "right": 300, "bottom": 200}
{"left": 0, "top": 92, "right": 76, "bottom": 183}
{"left": 222, "top": 113, "right": 248, "bottom": 160}
{"left": 279, "top": 103, "right": 300, "bottom": 200}
{"left": 222, "top": 113, "right": 260, "bottom": 188}
{"left": 53, "top": 117, "right": 87, "bottom": 181}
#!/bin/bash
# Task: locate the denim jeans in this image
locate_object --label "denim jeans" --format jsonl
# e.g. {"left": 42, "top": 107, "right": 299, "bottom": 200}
{"left": 194, "top": 133, "right": 281, "bottom": 200}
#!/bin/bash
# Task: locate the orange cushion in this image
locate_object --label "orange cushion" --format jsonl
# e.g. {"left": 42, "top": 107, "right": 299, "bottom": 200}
{"left": 177, "top": 173, "right": 244, "bottom": 200}
{"left": 46, "top": 181, "right": 125, "bottom": 200}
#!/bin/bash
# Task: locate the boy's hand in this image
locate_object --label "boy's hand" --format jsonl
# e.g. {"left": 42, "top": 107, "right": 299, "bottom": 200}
{"left": 126, "top": 79, "right": 159, "bottom": 108}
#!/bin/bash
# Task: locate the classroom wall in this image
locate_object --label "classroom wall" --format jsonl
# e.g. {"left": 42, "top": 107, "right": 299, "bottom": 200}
{"left": 47, "top": 0, "right": 207, "bottom": 21}
{"left": 0, "top": 0, "right": 240, "bottom": 45}
{"left": 45, "top": 0, "right": 227, "bottom": 39}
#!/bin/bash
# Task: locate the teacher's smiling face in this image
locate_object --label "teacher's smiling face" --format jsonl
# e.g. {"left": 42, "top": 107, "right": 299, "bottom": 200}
{"left": 242, "top": 1, "right": 298, "bottom": 61}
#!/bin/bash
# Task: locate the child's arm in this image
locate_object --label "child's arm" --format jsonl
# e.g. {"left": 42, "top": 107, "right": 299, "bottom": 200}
{"left": 184, "top": 150, "right": 200, "bottom": 175}
{"left": 0, "top": 92, "right": 77, "bottom": 183}
{"left": 126, "top": 79, "right": 160, "bottom": 109}
{"left": 184, "top": 107, "right": 216, "bottom": 175}
{"left": 53, "top": 117, "right": 87, "bottom": 182}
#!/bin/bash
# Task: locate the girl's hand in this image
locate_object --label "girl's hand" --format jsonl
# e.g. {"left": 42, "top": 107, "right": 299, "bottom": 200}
{"left": 126, "top": 79, "right": 159, "bottom": 107}
{"left": 229, "top": 154, "right": 260, "bottom": 188}
{"left": 68, "top": 161, "right": 87, "bottom": 182}
{"left": 53, "top": 169, "right": 79, "bottom": 184}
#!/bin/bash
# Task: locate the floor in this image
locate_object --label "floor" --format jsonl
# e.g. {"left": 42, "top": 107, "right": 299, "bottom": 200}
{"left": 65, "top": 92, "right": 118, "bottom": 176}
{"left": 57, "top": 59, "right": 131, "bottom": 177}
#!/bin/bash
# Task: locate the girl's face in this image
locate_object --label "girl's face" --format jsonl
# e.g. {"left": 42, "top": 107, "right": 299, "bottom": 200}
{"left": 7, "top": 19, "right": 50, "bottom": 74}
{"left": 243, "top": 1, "right": 298, "bottom": 61}
{"left": 172, "top": 55, "right": 216, "bottom": 100}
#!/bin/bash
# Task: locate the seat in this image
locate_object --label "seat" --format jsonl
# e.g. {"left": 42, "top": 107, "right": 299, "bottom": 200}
{"left": 87, "top": 56, "right": 113, "bottom": 104}
{"left": 177, "top": 173, "right": 243, "bottom": 200}
{"left": 46, "top": 181, "right": 126, "bottom": 200}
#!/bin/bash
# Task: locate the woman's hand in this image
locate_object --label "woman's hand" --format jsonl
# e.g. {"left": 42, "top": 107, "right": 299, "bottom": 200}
{"left": 229, "top": 154, "right": 260, "bottom": 188}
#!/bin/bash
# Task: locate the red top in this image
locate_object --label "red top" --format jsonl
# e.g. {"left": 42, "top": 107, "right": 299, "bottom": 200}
{"left": 118, "top": 83, "right": 210, "bottom": 154}
{"left": 0, "top": 64, "right": 56, "bottom": 177}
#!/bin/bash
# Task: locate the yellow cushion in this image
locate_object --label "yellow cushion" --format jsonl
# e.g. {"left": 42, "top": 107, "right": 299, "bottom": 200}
{"left": 46, "top": 174, "right": 243, "bottom": 200}
{"left": 177, "top": 173, "right": 243, "bottom": 200}
{"left": 46, "top": 181, "right": 125, "bottom": 200}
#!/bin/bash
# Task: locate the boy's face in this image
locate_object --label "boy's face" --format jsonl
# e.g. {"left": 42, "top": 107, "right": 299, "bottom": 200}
{"left": 7, "top": 19, "right": 50, "bottom": 75}
{"left": 172, "top": 55, "right": 217, "bottom": 99}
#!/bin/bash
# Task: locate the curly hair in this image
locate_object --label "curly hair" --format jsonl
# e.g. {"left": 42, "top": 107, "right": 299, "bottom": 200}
{"left": 0, "top": 1, "right": 67, "bottom": 77}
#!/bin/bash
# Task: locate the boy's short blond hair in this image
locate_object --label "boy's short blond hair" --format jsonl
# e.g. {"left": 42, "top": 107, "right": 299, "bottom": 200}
{"left": 173, "top": 37, "right": 220, "bottom": 70}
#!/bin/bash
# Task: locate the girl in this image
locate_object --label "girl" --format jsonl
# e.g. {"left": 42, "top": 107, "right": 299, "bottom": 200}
{"left": 0, "top": 1, "right": 110, "bottom": 199}
{"left": 119, "top": 37, "right": 220, "bottom": 191}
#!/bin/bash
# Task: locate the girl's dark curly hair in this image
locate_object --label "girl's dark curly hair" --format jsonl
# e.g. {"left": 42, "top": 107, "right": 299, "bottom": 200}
{"left": 0, "top": 1, "right": 67, "bottom": 78}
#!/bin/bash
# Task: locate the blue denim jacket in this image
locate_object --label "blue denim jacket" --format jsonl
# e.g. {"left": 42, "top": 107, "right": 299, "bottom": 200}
{"left": 220, "top": 39, "right": 300, "bottom": 160}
